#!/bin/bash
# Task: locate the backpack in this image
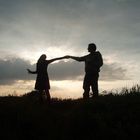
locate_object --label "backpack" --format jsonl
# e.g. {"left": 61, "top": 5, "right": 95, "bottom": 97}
{"left": 95, "top": 51, "right": 103, "bottom": 68}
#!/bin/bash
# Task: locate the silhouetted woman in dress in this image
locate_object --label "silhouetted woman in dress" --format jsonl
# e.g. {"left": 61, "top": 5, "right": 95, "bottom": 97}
{"left": 27, "top": 54, "right": 68, "bottom": 103}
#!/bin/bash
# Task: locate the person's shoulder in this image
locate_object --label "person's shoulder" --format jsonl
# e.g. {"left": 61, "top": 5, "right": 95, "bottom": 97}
{"left": 44, "top": 60, "right": 49, "bottom": 64}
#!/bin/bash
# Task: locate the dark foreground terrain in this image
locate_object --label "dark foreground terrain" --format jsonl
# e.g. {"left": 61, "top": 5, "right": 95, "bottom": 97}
{"left": 0, "top": 87, "right": 140, "bottom": 140}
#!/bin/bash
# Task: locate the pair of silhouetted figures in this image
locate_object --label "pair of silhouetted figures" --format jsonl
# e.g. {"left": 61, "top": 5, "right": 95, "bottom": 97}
{"left": 27, "top": 43, "right": 103, "bottom": 103}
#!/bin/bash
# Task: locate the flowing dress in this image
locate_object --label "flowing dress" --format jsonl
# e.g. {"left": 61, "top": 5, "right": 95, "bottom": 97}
{"left": 35, "top": 60, "right": 50, "bottom": 90}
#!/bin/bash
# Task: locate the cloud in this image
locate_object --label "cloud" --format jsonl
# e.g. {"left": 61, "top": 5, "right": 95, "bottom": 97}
{"left": 100, "top": 63, "right": 128, "bottom": 81}
{"left": 48, "top": 61, "right": 84, "bottom": 80}
{"left": 0, "top": 57, "right": 128, "bottom": 85}
{"left": 0, "top": 0, "right": 139, "bottom": 85}
{"left": 0, "top": 0, "right": 140, "bottom": 53}
{"left": 0, "top": 58, "right": 34, "bottom": 85}
{"left": 49, "top": 60, "right": 128, "bottom": 81}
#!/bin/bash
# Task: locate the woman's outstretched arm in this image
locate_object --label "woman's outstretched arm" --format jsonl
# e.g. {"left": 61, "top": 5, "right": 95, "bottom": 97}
{"left": 47, "top": 56, "right": 69, "bottom": 64}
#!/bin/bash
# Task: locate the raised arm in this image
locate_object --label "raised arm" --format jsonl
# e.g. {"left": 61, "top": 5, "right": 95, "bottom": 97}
{"left": 68, "top": 56, "right": 85, "bottom": 62}
{"left": 27, "top": 69, "right": 37, "bottom": 74}
{"left": 48, "top": 56, "right": 69, "bottom": 64}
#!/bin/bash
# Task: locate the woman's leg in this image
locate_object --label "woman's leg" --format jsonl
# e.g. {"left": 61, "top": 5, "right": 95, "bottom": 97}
{"left": 39, "top": 90, "right": 43, "bottom": 102}
{"left": 45, "top": 89, "right": 51, "bottom": 103}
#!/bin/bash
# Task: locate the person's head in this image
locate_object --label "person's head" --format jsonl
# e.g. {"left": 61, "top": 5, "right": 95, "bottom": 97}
{"left": 38, "top": 54, "right": 46, "bottom": 63}
{"left": 88, "top": 43, "right": 96, "bottom": 52}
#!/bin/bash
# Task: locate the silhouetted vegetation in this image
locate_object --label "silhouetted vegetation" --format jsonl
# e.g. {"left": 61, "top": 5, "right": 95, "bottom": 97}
{"left": 0, "top": 85, "right": 140, "bottom": 140}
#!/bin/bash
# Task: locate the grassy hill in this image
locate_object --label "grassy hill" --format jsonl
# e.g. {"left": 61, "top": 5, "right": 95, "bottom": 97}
{"left": 0, "top": 85, "right": 140, "bottom": 140}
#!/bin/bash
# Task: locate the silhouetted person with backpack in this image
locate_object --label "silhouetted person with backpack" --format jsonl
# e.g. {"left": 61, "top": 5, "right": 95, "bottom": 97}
{"left": 68, "top": 43, "right": 103, "bottom": 99}
{"left": 27, "top": 54, "right": 68, "bottom": 103}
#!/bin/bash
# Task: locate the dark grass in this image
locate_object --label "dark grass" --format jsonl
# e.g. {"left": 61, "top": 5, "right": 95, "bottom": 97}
{"left": 0, "top": 85, "right": 140, "bottom": 140}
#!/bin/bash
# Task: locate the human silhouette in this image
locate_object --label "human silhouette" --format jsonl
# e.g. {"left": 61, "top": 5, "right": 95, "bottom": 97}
{"left": 68, "top": 43, "right": 103, "bottom": 99}
{"left": 27, "top": 54, "right": 68, "bottom": 103}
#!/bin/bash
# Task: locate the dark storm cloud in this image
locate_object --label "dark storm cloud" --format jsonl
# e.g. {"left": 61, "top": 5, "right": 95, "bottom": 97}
{"left": 0, "top": 58, "right": 34, "bottom": 85}
{"left": 100, "top": 63, "right": 128, "bottom": 81}
{"left": 49, "top": 60, "right": 128, "bottom": 81}
{"left": 0, "top": 57, "right": 128, "bottom": 85}
{"left": 48, "top": 61, "right": 84, "bottom": 80}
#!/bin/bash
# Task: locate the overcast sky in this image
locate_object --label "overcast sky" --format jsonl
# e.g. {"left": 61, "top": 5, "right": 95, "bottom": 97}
{"left": 0, "top": 0, "right": 140, "bottom": 97}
